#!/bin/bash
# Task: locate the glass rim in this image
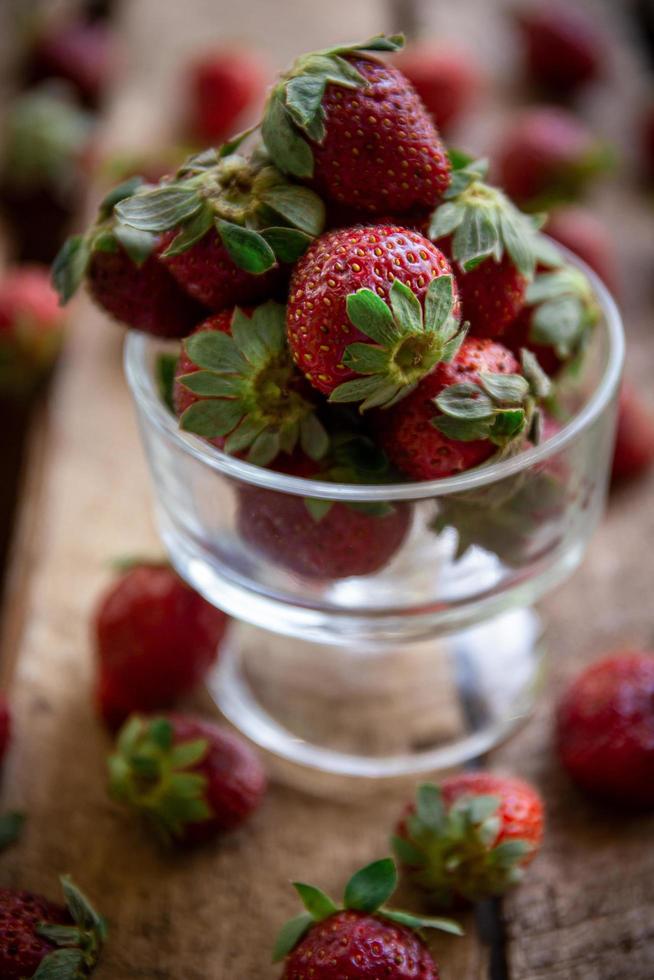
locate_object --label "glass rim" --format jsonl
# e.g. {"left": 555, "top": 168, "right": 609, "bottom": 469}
{"left": 124, "top": 248, "right": 624, "bottom": 502}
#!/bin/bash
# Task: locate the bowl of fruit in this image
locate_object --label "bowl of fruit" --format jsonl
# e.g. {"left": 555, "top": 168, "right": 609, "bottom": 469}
{"left": 55, "top": 33, "right": 624, "bottom": 784}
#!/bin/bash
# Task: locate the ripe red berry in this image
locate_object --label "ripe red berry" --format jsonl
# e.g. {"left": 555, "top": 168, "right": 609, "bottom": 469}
{"left": 395, "top": 42, "right": 481, "bottom": 132}
{"left": 497, "top": 107, "right": 610, "bottom": 208}
{"left": 0, "top": 876, "right": 106, "bottom": 980}
{"left": 287, "top": 224, "right": 459, "bottom": 398}
{"left": 556, "top": 651, "right": 654, "bottom": 807}
{"left": 108, "top": 714, "right": 267, "bottom": 844}
{"left": 513, "top": 4, "right": 605, "bottom": 98}
{"left": 186, "top": 49, "right": 267, "bottom": 143}
{"left": 379, "top": 338, "right": 522, "bottom": 480}
{"left": 394, "top": 775, "right": 544, "bottom": 906}
{"left": 611, "top": 384, "right": 654, "bottom": 484}
{"left": 0, "top": 266, "right": 66, "bottom": 396}
{"left": 94, "top": 562, "right": 228, "bottom": 729}
{"left": 262, "top": 37, "right": 450, "bottom": 215}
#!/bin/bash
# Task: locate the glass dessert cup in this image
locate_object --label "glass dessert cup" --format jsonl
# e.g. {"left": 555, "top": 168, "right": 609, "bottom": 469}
{"left": 124, "top": 258, "right": 623, "bottom": 787}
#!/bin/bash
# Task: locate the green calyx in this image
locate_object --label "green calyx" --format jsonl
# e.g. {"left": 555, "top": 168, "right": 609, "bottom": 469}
{"left": 262, "top": 34, "right": 404, "bottom": 179}
{"left": 108, "top": 715, "right": 212, "bottom": 844}
{"left": 303, "top": 432, "right": 400, "bottom": 522}
{"left": 52, "top": 176, "right": 157, "bottom": 304}
{"left": 113, "top": 145, "right": 325, "bottom": 274}
{"left": 34, "top": 876, "right": 107, "bottom": 979}
{"left": 330, "top": 275, "right": 467, "bottom": 411}
{"left": 179, "top": 302, "right": 329, "bottom": 466}
{"left": 428, "top": 156, "right": 546, "bottom": 280}
{"left": 393, "top": 784, "right": 533, "bottom": 906}
{"left": 525, "top": 264, "right": 599, "bottom": 361}
{"left": 272, "top": 857, "right": 462, "bottom": 963}
{"left": 433, "top": 349, "right": 551, "bottom": 449}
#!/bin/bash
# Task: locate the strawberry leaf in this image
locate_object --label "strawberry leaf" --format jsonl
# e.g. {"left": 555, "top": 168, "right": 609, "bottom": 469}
{"left": 217, "top": 220, "right": 276, "bottom": 274}
{"left": 262, "top": 90, "right": 314, "bottom": 179}
{"left": 343, "top": 858, "right": 397, "bottom": 913}
{"left": 379, "top": 908, "right": 464, "bottom": 936}
{"left": 259, "top": 185, "right": 325, "bottom": 236}
{"left": 116, "top": 186, "right": 202, "bottom": 232}
{"left": 51, "top": 235, "right": 90, "bottom": 304}
{"left": 293, "top": 883, "right": 338, "bottom": 920}
{"left": 261, "top": 227, "right": 313, "bottom": 264}
{"left": 33, "top": 947, "right": 85, "bottom": 979}
{"left": 272, "top": 913, "right": 314, "bottom": 963}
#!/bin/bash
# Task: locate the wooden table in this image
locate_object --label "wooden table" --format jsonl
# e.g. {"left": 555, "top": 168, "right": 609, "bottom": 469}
{"left": 1, "top": 1, "right": 653, "bottom": 977}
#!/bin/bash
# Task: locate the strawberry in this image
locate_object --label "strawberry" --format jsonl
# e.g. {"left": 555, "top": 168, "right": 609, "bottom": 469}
{"left": 556, "top": 650, "right": 654, "bottom": 808}
{"left": 505, "top": 261, "right": 599, "bottom": 376}
{"left": 611, "top": 384, "right": 654, "bottom": 484}
{"left": 393, "top": 775, "right": 544, "bottom": 907}
{"left": 287, "top": 224, "right": 465, "bottom": 403}
{"left": 273, "top": 857, "right": 462, "bottom": 978}
{"left": 545, "top": 205, "right": 619, "bottom": 294}
{"left": 52, "top": 177, "right": 208, "bottom": 336}
{"left": 426, "top": 156, "right": 549, "bottom": 337}
{"left": 513, "top": 4, "right": 605, "bottom": 98}
{"left": 114, "top": 145, "right": 325, "bottom": 312}
{"left": 94, "top": 561, "right": 228, "bottom": 729}
{"left": 0, "top": 266, "right": 66, "bottom": 396}
{"left": 262, "top": 35, "right": 451, "bottom": 214}
{"left": 0, "top": 876, "right": 106, "bottom": 979}
{"left": 0, "top": 87, "right": 91, "bottom": 263}
{"left": 237, "top": 447, "right": 411, "bottom": 580}
{"left": 378, "top": 339, "right": 548, "bottom": 481}
{"left": 186, "top": 49, "right": 267, "bottom": 143}
{"left": 395, "top": 42, "right": 481, "bottom": 132}
{"left": 0, "top": 694, "right": 10, "bottom": 763}
{"left": 108, "top": 714, "right": 267, "bottom": 844}
{"left": 174, "top": 303, "right": 329, "bottom": 465}
{"left": 496, "top": 107, "right": 611, "bottom": 209}
{"left": 25, "top": 17, "right": 115, "bottom": 108}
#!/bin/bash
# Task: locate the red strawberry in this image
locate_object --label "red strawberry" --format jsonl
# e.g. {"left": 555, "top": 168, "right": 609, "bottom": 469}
{"left": 94, "top": 561, "right": 227, "bottom": 729}
{"left": 52, "top": 179, "right": 208, "bottom": 336}
{"left": 0, "top": 695, "right": 10, "bottom": 763}
{"left": 186, "top": 49, "right": 267, "bottom": 143}
{"left": 378, "top": 338, "right": 533, "bottom": 481}
{"left": 513, "top": 4, "right": 605, "bottom": 98}
{"left": 237, "top": 451, "right": 411, "bottom": 580}
{"left": 496, "top": 107, "right": 611, "bottom": 209}
{"left": 505, "top": 262, "right": 600, "bottom": 377}
{"left": 394, "top": 775, "right": 544, "bottom": 906}
{"left": 174, "top": 303, "right": 328, "bottom": 465}
{"left": 395, "top": 42, "right": 481, "bottom": 132}
{"left": 108, "top": 714, "right": 267, "bottom": 844}
{"left": 112, "top": 146, "right": 325, "bottom": 314}
{"left": 545, "top": 205, "right": 618, "bottom": 294}
{"left": 273, "top": 857, "right": 462, "bottom": 977}
{"left": 287, "top": 224, "right": 464, "bottom": 402}
{"left": 556, "top": 650, "right": 654, "bottom": 807}
{"left": 0, "top": 876, "right": 106, "bottom": 980}
{"left": 26, "top": 18, "right": 115, "bottom": 108}
{"left": 262, "top": 35, "right": 451, "bottom": 215}
{"left": 611, "top": 384, "right": 654, "bottom": 484}
{"left": 0, "top": 266, "right": 66, "bottom": 396}
{"left": 444, "top": 243, "right": 527, "bottom": 338}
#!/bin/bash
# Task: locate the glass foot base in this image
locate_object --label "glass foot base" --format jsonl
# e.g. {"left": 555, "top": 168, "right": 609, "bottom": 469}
{"left": 206, "top": 607, "right": 545, "bottom": 792}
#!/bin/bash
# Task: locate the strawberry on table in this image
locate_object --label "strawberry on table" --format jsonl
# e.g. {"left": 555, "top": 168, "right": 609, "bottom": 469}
{"left": 0, "top": 876, "right": 106, "bottom": 980}
{"left": 611, "top": 384, "right": 654, "bottom": 484}
{"left": 513, "top": 4, "right": 606, "bottom": 99}
{"left": 186, "top": 48, "right": 267, "bottom": 144}
{"left": 113, "top": 145, "right": 325, "bottom": 312}
{"left": 378, "top": 340, "right": 549, "bottom": 480}
{"left": 287, "top": 224, "right": 465, "bottom": 402}
{"left": 556, "top": 651, "right": 654, "bottom": 808}
{"left": 393, "top": 775, "right": 544, "bottom": 906}
{"left": 94, "top": 561, "right": 228, "bottom": 728}
{"left": 261, "top": 34, "right": 451, "bottom": 215}
{"left": 52, "top": 177, "right": 208, "bottom": 337}
{"left": 496, "top": 107, "right": 611, "bottom": 209}
{"left": 273, "top": 857, "right": 462, "bottom": 979}
{"left": 237, "top": 443, "right": 411, "bottom": 580}
{"left": 174, "top": 303, "right": 329, "bottom": 464}
{"left": 395, "top": 42, "right": 481, "bottom": 133}
{"left": 0, "top": 266, "right": 66, "bottom": 397}
{"left": 108, "top": 714, "right": 267, "bottom": 845}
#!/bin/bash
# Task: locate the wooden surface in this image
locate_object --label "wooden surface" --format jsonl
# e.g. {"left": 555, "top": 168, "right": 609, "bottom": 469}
{"left": 1, "top": 1, "right": 654, "bottom": 977}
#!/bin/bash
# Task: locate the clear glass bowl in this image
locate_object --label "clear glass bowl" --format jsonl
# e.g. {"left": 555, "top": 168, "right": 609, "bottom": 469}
{"left": 125, "top": 256, "right": 623, "bottom": 786}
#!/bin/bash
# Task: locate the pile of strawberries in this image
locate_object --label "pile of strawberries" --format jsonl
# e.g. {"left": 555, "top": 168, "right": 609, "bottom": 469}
{"left": 54, "top": 34, "right": 600, "bottom": 500}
